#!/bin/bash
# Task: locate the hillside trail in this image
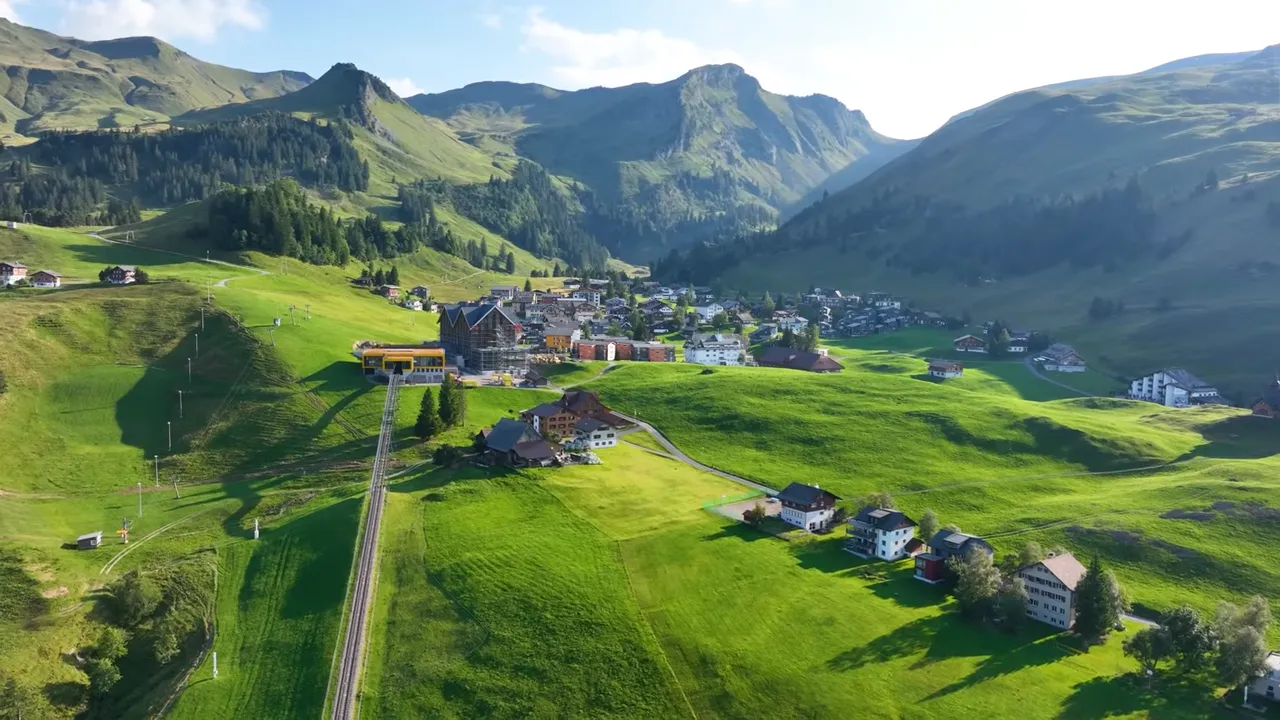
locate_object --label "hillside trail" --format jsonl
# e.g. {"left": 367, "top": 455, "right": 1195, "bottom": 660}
{"left": 1022, "top": 356, "right": 1094, "bottom": 397}
{"left": 87, "top": 231, "right": 270, "bottom": 287}
{"left": 552, "top": 361, "right": 619, "bottom": 390}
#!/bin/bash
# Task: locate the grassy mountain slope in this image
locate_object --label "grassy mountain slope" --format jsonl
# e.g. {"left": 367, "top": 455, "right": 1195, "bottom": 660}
{"left": 0, "top": 19, "right": 310, "bottom": 139}
{"left": 410, "top": 64, "right": 912, "bottom": 258}
{"left": 176, "top": 63, "right": 507, "bottom": 195}
{"left": 716, "top": 47, "right": 1280, "bottom": 396}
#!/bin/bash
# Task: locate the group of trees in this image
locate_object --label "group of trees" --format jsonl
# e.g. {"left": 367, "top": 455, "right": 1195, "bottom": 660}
{"left": 0, "top": 167, "right": 110, "bottom": 227}
{"left": 415, "top": 377, "right": 468, "bottom": 440}
{"left": 30, "top": 113, "right": 369, "bottom": 204}
{"left": 1123, "top": 596, "right": 1271, "bottom": 691}
{"left": 398, "top": 161, "right": 609, "bottom": 269}
{"left": 357, "top": 265, "right": 400, "bottom": 288}
{"left": 775, "top": 325, "right": 821, "bottom": 353}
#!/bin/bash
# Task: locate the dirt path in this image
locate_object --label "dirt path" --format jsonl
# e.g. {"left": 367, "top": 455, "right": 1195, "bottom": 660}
{"left": 555, "top": 362, "right": 619, "bottom": 390}
{"left": 99, "top": 508, "right": 211, "bottom": 576}
{"left": 87, "top": 231, "right": 270, "bottom": 288}
{"left": 613, "top": 412, "right": 775, "bottom": 496}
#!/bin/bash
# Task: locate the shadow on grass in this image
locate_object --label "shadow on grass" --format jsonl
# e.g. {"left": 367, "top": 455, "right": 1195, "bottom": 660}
{"left": 701, "top": 522, "right": 778, "bottom": 544}
{"left": 867, "top": 571, "right": 948, "bottom": 609}
{"left": 66, "top": 243, "right": 194, "bottom": 270}
{"left": 1179, "top": 414, "right": 1280, "bottom": 461}
{"left": 923, "top": 632, "right": 1071, "bottom": 699}
{"left": 1057, "top": 671, "right": 1221, "bottom": 719}
{"left": 43, "top": 681, "right": 85, "bottom": 709}
{"left": 826, "top": 615, "right": 944, "bottom": 671}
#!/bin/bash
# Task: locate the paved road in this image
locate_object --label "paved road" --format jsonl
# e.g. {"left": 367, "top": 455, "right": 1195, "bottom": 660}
{"left": 1023, "top": 357, "right": 1094, "bottom": 397}
{"left": 87, "top": 231, "right": 269, "bottom": 287}
{"left": 613, "top": 412, "right": 775, "bottom": 496}
{"left": 330, "top": 374, "right": 402, "bottom": 720}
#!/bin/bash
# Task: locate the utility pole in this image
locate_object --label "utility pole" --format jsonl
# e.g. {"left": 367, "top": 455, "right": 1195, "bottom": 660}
{"left": 268, "top": 328, "right": 275, "bottom": 346}
{"left": 305, "top": 304, "right": 311, "bottom": 320}
{"left": 172, "top": 474, "right": 181, "bottom": 499}
{"left": 212, "top": 652, "right": 218, "bottom": 679}
{"left": 188, "top": 357, "right": 192, "bottom": 384}
{"left": 167, "top": 421, "right": 172, "bottom": 451}
{"left": 178, "top": 390, "right": 183, "bottom": 419}
{"left": 289, "top": 305, "right": 295, "bottom": 326}
{"left": 137, "top": 482, "right": 143, "bottom": 517}
{"left": 200, "top": 306, "right": 205, "bottom": 331}
{"left": 154, "top": 455, "right": 159, "bottom": 487}
{"left": 195, "top": 333, "right": 199, "bottom": 358}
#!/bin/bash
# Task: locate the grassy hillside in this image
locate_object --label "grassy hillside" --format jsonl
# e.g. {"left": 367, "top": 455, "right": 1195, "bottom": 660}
{"left": 0, "top": 19, "right": 309, "bottom": 140}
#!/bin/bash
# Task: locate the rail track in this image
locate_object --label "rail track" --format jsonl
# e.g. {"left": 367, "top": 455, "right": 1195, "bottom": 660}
{"left": 329, "top": 373, "right": 402, "bottom": 719}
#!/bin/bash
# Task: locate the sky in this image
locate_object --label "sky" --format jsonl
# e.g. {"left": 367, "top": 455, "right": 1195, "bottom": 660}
{"left": 4, "top": 0, "right": 1278, "bottom": 138}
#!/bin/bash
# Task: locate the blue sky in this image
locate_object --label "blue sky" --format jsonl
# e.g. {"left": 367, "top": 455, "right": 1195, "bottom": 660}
{"left": 6, "top": 0, "right": 1279, "bottom": 138}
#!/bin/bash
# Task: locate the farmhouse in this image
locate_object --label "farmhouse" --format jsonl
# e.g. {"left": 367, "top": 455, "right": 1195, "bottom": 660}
{"left": 29, "top": 270, "right": 61, "bottom": 288}
{"left": 774, "top": 482, "right": 841, "bottom": 531}
{"left": 76, "top": 531, "right": 103, "bottom": 550}
{"left": 1007, "top": 331, "right": 1032, "bottom": 354}
{"left": 523, "top": 369, "right": 549, "bottom": 388}
{"left": 685, "top": 333, "right": 745, "bottom": 366}
{"left": 410, "top": 285, "right": 430, "bottom": 298}
{"left": 573, "top": 418, "right": 617, "bottom": 449}
{"left": 352, "top": 342, "right": 448, "bottom": 384}
{"left": 478, "top": 418, "right": 557, "bottom": 467}
{"left": 104, "top": 265, "right": 136, "bottom": 285}
{"left": 522, "top": 390, "right": 623, "bottom": 437}
{"left": 1129, "top": 369, "right": 1221, "bottom": 407}
{"left": 378, "top": 284, "right": 400, "bottom": 298}
{"left": 1252, "top": 380, "right": 1280, "bottom": 419}
{"left": 1016, "top": 552, "right": 1085, "bottom": 629}
{"left": 439, "top": 303, "right": 526, "bottom": 372}
{"left": 403, "top": 299, "right": 423, "bottom": 311}
{"left": 914, "top": 531, "right": 994, "bottom": 584}
{"left": 928, "top": 361, "right": 963, "bottom": 379}
{"left": 953, "top": 334, "right": 988, "bottom": 354}
{"left": 0, "top": 260, "right": 27, "bottom": 285}
{"left": 758, "top": 347, "right": 844, "bottom": 373}
{"left": 1249, "top": 652, "right": 1280, "bottom": 702}
{"left": 1040, "top": 344, "right": 1087, "bottom": 373}
{"left": 846, "top": 508, "right": 920, "bottom": 560}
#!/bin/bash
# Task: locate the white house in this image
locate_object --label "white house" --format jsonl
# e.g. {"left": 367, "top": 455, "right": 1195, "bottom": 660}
{"left": 1129, "top": 369, "right": 1221, "bottom": 407}
{"left": 1007, "top": 331, "right": 1031, "bottom": 354}
{"left": 684, "top": 333, "right": 745, "bottom": 366}
{"left": 1249, "top": 652, "right": 1280, "bottom": 703}
{"left": 1017, "top": 552, "right": 1085, "bottom": 629}
{"left": 692, "top": 303, "right": 724, "bottom": 322}
{"left": 1040, "top": 343, "right": 1087, "bottom": 373}
{"left": 775, "top": 482, "right": 841, "bottom": 531}
{"left": 572, "top": 289, "right": 602, "bottom": 305}
{"left": 490, "top": 285, "right": 517, "bottom": 300}
{"left": 573, "top": 417, "right": 617, "bottom": 449}
{"left": 846, "top": 507, "right": 919, "bottom": 560}
{"left": 403, "top": 299, "right": 424, "bottom": 311}
{"left": 29, "top": 270, "right": 62, "bottom": 288}
{"left": 928, "top": 361, "right": 963, "bottom": 379}
{"left": 774, "top": 313, "right": 809, "bottom": 334}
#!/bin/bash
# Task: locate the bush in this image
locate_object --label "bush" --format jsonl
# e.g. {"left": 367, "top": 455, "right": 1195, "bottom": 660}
{"left": 433, "top": 445, "right": 464, "bottom": 466}
{"left": 109, "top": 570, "right": 160, "bottom": 628}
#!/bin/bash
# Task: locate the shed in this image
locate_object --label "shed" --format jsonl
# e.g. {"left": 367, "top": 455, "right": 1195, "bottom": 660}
{"left": 77, "top": 531, "right": 103, "bottom": 550}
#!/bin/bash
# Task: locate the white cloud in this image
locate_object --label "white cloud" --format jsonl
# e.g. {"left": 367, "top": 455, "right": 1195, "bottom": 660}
{"left": 385, "top": 77, "right": 424, "bottom": 98}
{"left": 520, "top": 8, "right": 741, "bottom": 88}
{"left": 0, "top": 0, "right": 26, "bottom": 22}
{"left": 59, "top": 0, "right": 265, "bottom": 43}
{"left": 479, "top": 11, "right": 502, "bottom": 29}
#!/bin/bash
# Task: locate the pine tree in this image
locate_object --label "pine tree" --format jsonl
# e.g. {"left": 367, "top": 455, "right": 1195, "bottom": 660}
{"left": 415, "top": 388, "right": 444, "bottom": 439}
{"left": 438, "top": 376, "right": 466, "bottom": 427}
{"left": 388, "top": 264, "right": 400, "bottom": 285}
{"left": 552, "top": 261, "right": 562, "bottom": 277}
{"left": 1074, "top": 556, "right": 1122, "bottom": 639}
{"left": 505, "top": 251, "right": 516, "bottom": 274}
{"left": 524, "top": 278, "right": 533, "bottom": 292}
{"left": 373, "top": 268, "right": 385, "bottom": 286}
{"left": 760, "top": 291, "right": 776, "bottom": 317}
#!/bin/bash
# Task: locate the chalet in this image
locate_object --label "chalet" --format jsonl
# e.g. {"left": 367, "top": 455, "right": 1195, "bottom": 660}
{"left": 490, "top": 285, "right": 518, "bottom": 300}
{"left": 1007, "top": 331, "right": 1032, "bottom": 354}
{"left": 914, "top": 530, "right": 993, "bottom": 584}
{"left": 757, "top": 347, "right": 844, "bottom": 373}
{"left": 573, "top": 417, "right": 617, "bottom": 449}
{"left": 1249, "top": 652, "right": 1280, "bottom": 703}
{"left": 953, "top": 334, "right": 988, "bottom": 354}
{"left": 750, "top": 323, "right": 778, "bottom": 342}
{"left": 29, "top": 270, "right": 62, "bottom": 288}
{"left": 0, "top": 260, "right": 27, "bottom": 285}
{"left": 523, "top": 369, "right": 549, "bottom": 388}
{"left": 378, "top": 284, "right": 400, "bottom": 299}
{"left": 775, "top": 482, "right": 841, "bottom": 531}
{"left": 76, "top": 531, "right": 103, "bottom": 550}
{"left": 928, "top": 361, "right": 963, "bottom": 379}
{"left": 846, "top": 507, "right": 919, "bottom": 560}
{"left": 410, "top": 285, "right": 430, "bottom": 298}
{"left": 522, "top": 402, "right": 581, "bottom": 437}
{"left": 543, "top": 324, "right": 581, "bottom": 352}
{"left": 685, "top": 333, "right": 745, "bottom": 366}
{"left": 522, "top": 390, "right": 624, "bottom": 437}
{"left": 402, "top": 299, "right": 424, "bottom": 311}
{"left": 439, "top": 303, "right": 526, "bottom": 372}
{"left": 1016, "top": 552, "right": 1086, "bottom": 629}
{"left": 572, "top": 304, "right": 599, "bottom": 323}
{"left": 478, "top": 418, "right": 557, "bottom": 467}
{"left": 1252, "top": 380, "right": 1280, "bottom": 419}
{"left": 1040, "top": 344, "right": 1086, "bottom": 373}
{"left": 774, "top": 312, "right": 809, "bottom": 333}
{"left": 105, "top": 265, "right": 137, "bottom": 285}
{"left": 1129, "top": 368, "right": 1220, "bottom": 407}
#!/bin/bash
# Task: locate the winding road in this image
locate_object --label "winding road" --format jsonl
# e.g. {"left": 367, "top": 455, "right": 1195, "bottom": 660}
{"left": 614, "top": 412, "right": 775, "bottom": 496}
{"left": 1023, "top": 356, "right": 1093, "bottom": 397}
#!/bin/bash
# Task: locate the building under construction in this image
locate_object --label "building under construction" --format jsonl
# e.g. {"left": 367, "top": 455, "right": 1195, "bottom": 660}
{"left": 439, "top": 303, "right": 528, "bottom": 372}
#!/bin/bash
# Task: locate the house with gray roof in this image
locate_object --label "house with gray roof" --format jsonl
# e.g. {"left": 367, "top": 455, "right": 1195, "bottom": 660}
{"left": 846, "top": 507, "right": 920, "bottom": 560}
{"left": 914, "top": 530, "right": 994, "bottom": 583}
{"left": 477, "top": 418, "right": 557, "bottom": 467}
{"left": 775, "top": 482, "right": 841, "bottom": 531}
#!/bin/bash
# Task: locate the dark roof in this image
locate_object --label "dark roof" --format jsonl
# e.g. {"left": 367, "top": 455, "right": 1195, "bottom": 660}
{"left": 757, "top": 347, "right": 844, "bottom": 372}
{"left": 1, "top": 260, "right": 26, "bottom": 268}
{"left": 575, "top": 417, "right": 608, "bottom": 432}
{"left": 77, "top": 531, "right": 103, "bottom": 542}
{"left": 443, "top": 303, "right": 520, "bottom": 329}
{"left": 485, "top": 418, "right": 540, "bottom": 452}
{"left": 853, "top": 506, "right": 917, "bottom": 531}
{"left": 32, "top": 269, "right": 62, "bottom": 277}
{"left": 559, "top": 390, "right": 605, "bottom": 415}
{"left": 1159, "top": 368, "right": 1215, "bottom": 390}
{"left": 774, "top": 482, "right": 841, "bottom": 505}
{"left": 513, "top": 439, "right": 556, "bottom": 460}
{"left": 928, "top": 530, "right": 994, "bottom": 559}
{"left": 545, "top": 324, "right": 579, "bottom": 336}
{"left": 526, "top": 403, "right": 565, "bottom": 417}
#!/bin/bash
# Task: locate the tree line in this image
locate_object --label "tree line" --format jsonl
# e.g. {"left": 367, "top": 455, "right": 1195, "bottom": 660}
{"left": 398, "top": 161, "right": 609, "bottom": 269}
{"left": 0, "top": 166, "right": 140, "bottom": 227}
